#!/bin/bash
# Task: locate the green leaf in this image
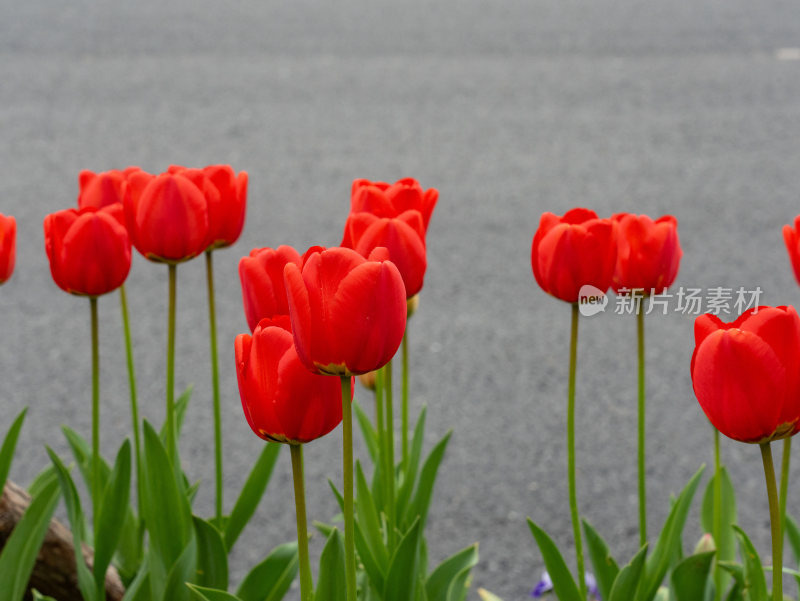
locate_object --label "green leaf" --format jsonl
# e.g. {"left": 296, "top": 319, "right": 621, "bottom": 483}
{"left": 316, "top": 529, "right": 347, "bottom": 601}
{"left": 356, "top": 461, "right": 389, "bottom": 566}
{"left": 160, "top": 385, "right": 194, "bottom": 443}
{"left": 62, "top": 424, "right": 111, "bottom": 494}
{"left": 355, "top": 520, "right": 386, "bottom": 594}
{"left": 384, "top": 518, "right": 423, "bottom": 601}
{"left": 701, "top": 466, "right": 737, "bottom": 595}
{"left": 732, "top": 525, "right": 767, "bottom": 601}
{"left": 161, "top": 538, "right": 197, "bottom": 601}
{"left": 314, "top": 521, "right": 335, "bottom": 539}
{"left": 396, "top": 407, "right": 427, "bottom": 521}
{"left": 640, "top": 465, "right": 705, "bottom": 601}
{"left": 527, "top": 519, "right": 582, "bottom": 601}
{"left": 27, "top": 464, "right": 58, "bottom": 498}
{"left": 608, "top": 545, "right": 648, "bottom": 601}
{"left": 354, "top": 402, "right": 379, "bottom": 463}
{"left": 426, "top": 543, "right": 479, "bottom": 601}
{"left": 194, "top": 517, "right": 228, "bottom": 589}
{"left": 236, "top": 541, "right": 298, "bottom": 601}
{"left": 582, "top": 520, "right": 619, "bottom": 601}
{"left": 225, "top": 442, "right": 281, "bottom": 551}
{"left": 405, "top": 431, "right": 451, "bottom": 530}
{"left": 121, "top": 556, "right": 151, "bottom": 601}
{"left": 0, "top": 479, "right": 61, "bottom": 601}
{"left": 94, "top": 440, "right": 132, "bottom": 591}
{"left": 445, "top": 566, "right": 473, "bottom": 601}
{"left": 187, "top": 584, "right": 242, "bottom": 601}
{"left": 785, "top": 514, "right": 800, "bottom": 593}
{"left": 0, "top": 408, "right": 26, "bottom": 492}
{"left": 32, "top": 591, "right": 59, "bottom": 601}
{"left": 671, "top": 551, "right": 715, "bottom": 601}
{"left": 328, "top": 479, "right": 345, "bottom": 513}
{"left": 46, "top": 448, "right": 96, "bottom": 601}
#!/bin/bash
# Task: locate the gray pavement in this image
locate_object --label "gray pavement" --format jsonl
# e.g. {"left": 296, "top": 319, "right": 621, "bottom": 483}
{"left": 3, "top": 0, "right": 800, "bottom": 598}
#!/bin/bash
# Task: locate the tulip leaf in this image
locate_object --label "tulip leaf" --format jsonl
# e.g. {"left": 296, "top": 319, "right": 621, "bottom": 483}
{"left": 32, "top": 591, "right": 59, "bottom": 601}
{"left": 159, "top": 385, "right": 194, "bottom": 444}
{"left": 353, "top": 402, "right": 379, "bottom": 463}
{"left": 0, "top": 478, "right": 61, "bottom": 601}
{"left": 527, "top": 519, "right": 582, "bottom": 601}
{"left": 45, "top": 447, "right": 96, "bottom": 601}
{"left": 94, "top": 440, "right": 132, "bottom": 591}
{"left": 194, "top": 516, "right": 228, "bottom": 589}
{"left": 62, "top": 424, "right": 111, "bottom": 498}
{"left": 405, "top": 431, "right": 451, "bottom": 530}
{"left": 236, "top": 541, "right": 299, "bottom": 601}
{"left": 328, "top": 478, "right": 345, "bottom": 513}
{"left": 313, "top": 520, "right": 335, "bottom": 539}
{"left": 0, "top": 408, "right": 26, "bottom": 492}
{"left": 121, "top": 555, "right": 151, "bottom": 601}
{"left": 187, "top": 584, "right": 242, "bottom": 601}
{"left": 355, "top": 519, "right": 386, "bottom": 593}
{"left": 608, "top": 544, "right": 648, "bottom": 601}
{"left": 426, "top": 543, "right": 479, "bottom": 601}
{"left": 732, "top": 525, "right": 767, "bottom": 601}
{"left": 582, "top": 519, "right": 620, "bottom": 601}
{"left": 27, "top": 464, "right": 58, "bottom": 498}
{"left": 671, "top": 550, "right": 715, "bottom": 601}
{"left": 316, "top": 528, "right": 347, "bottom": 601}
{"left": 161, "top": 538, "right": 198, "bottom": 601}
{"left": 384, "top": 517, "right": 422, "bottom": 601}
{"left": 445, "top": 565, "right": 473, "bottom": 601}
{"left": 786, "top": 514, "right": 800, "bottom": 593}
{"left": 356, "top": 461, "right": 389, "bottom": 565}
{"left": 640, "top": 464, "right": 705, "bottom": 601}
{"left": 225, "top": 442, "right": 281, "bottom": 551}
{"left": 701, "top": 466, "right": 736, "bottom": 594}
{"left": 396, "top": 407, "right": 427, "bottom": 521}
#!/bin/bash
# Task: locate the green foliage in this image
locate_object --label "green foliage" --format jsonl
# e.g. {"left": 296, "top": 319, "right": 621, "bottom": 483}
{"left": 582, "top": 520, "right": 620, "bottom": 601}
{"left": 527, "top": 519, "right": 583, "bottom": 601}
{"left": 236, "top": 542, "right": 299, "bottom": 601}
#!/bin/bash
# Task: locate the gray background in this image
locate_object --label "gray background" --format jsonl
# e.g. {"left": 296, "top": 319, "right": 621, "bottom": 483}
{"left": 3, "top": 0, "right": 800, "bottom": 598}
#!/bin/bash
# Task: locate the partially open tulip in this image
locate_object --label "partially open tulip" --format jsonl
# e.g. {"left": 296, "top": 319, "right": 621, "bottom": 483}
{"left": 78, "top": 167, "right": 143, "bottom": 209}
{"left": 239, "top": 245, "right": 302, "bottom": 332}
{"left": 235, "top": 316, "right": 345, "bottom": 444}
{"left": 351, "top": 178, "right": 438, "bottom": 232}
{"left": 0, "top": 214, "right": 15, "bottom": 284}
{"left": 44, "top": 205, "right": 131, "bottom": 296}
{"left": 341, "top": 210, "right": 427, "bottom": 298}
{"left": 612, "top": 213, "right": 681, "bottom": 295}
{"left": 783, "top": 216, "right": 800, "bottom": 285}
{"left": 531, "top": 208, "right": 617, "bottom": 303}
{"left": 284, "top": 246, "right": 407, "bottom": 376}
{"left": 691, "top": 306, "right": 800, "bottom": 443}
{"left": 123, "top": 170, "right": 209, "bottom": 263}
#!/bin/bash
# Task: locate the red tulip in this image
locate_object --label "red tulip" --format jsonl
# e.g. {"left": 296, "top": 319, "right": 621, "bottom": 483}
{"left": 78, "top": 167, "right": 143, "bottom": 209}
{"left": 0, "top": 214, "right": 15, "bottom": 284}
{"left": 235, "top": 316, "right": 346, "bottom": 444}
{"left": 531, "top": 208, "right": 617, "bottom": 303}
{"left": 341, "top": 210, "right": 427, "bottom": 298}
{"left": 284, "top": 246, "right": 407, "bottom": 376}
{"left": 783, "top": 216, "right": 800, "bottom": 285}
{"left": 123, "top": 170, "right": 209, "bottom": 263}
{"left": 351, "top": 178, "right": 438, "bottom": 232}
{"left": 611, "top": 213, "right": 681, "bottom": 295}
{"left": 169, "top": 164, "right": 247, "bottom": 250}
{"left": 44, "top": 205, "right": 131, "bottom": 297}
{"left": 239, "top": 245, "right": 302, "bottom": 332}
{"left": 691, "top": 306, "right": 800, "bottom": 443}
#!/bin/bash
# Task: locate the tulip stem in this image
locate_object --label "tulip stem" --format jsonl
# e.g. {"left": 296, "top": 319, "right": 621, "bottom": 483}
{"left": 205, "top": 251, "right": 224, "bottom": 524}
{"left": 567, "top": 303, "right": 586, "bottom": 601}
{"left": 401, "top": 331, "right": 409, "bottom": 469}
{"left": 760, "top": 442, "right": 783, "bottom": 601}
{"left": 385, "top": 360, "right": 396, "bottom": 549}
{"left": 713, "top": 428, "right": 722, "bottom": 601}
{"left": 90, "top": 297, "right": 100, "bottom": 538}
{"left": 290, "top": 444, "right": 314, "bottom": 601}
{"left": 375, "top": 367, "right": 391, "bottom": 518}
{"left": 119, "top": 286, "right": 141, "bottom": 499}
{"left": 341, "top": 375, "right": 357, "bottom": 601}
{"left": 166, "top": 264, "right": 177, "bottom": 466}
{"left": 780, "top": 438, "right": 791, "bottom": 552}
{"left": 637, "top": 305, "right": 647, "bottom": 547}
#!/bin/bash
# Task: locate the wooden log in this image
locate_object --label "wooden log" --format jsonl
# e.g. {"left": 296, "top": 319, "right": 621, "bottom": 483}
{"left": 0, "top": 480, "right": 125, "bottom": 601}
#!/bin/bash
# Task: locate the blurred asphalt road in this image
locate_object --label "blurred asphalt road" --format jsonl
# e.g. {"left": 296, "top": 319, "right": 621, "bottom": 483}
{"left": 3, "top": 0, "right": 800, "bottom": 598}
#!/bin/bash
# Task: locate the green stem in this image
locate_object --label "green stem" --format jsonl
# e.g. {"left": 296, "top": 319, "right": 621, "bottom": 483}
{"left": 290, "top": 444, "right": 314, "bottom": 601}
{"left": 637, "top": 305, "right": 647, "bottom": 547}
{"left": 713, "top": 428, "right": 722, "bottom": 601}
{"left": 760, "top": 442, "right": 783, "bottom": 601}
{"left": 385, "top": 360, "right": 396, "bottom": 549}
{"left": 166, "top": 264, "right": 177, "bottom": 466}
{"left": 341, "top": 376, "right": 357, "bottom": 601}
{"left": 206, "top": 251, "right": 224, "bottom": 523}
{"left": 402, "top": 330, "right": 409, "bottom": 468}
{"left": 780, "top": 438, "right": 791, "bottom": 552}
{"left": 375, "top": 367, "right": 389, "bottom": 514}
{"left": 119, "top": 286, "right": 141, "bottom": 492}
{"left": 90, "top": 297, "right": 100, "bottom": 538}
{"left": 567, "top": 303, "right": 586, "bottom": 601}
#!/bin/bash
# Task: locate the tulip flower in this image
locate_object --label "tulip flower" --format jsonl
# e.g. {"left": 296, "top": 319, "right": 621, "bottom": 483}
{"left": 78, "top": 167, "right": 143, "bottom": 209}
{"left": 239, "top": 245, "right": 302, "bottom": 332}
{"left": 341, "top": 210, "right": 427, "bottom": 298}
{"left": 351, "top": 177, "right": 438, "bottom": 232}
{"left": 284, "top": 246, "right": 407, "bottom": 377}
{"left": 691, "top": 306, "right": 800, "bottom": 601}
{"left": 44, "top": 205, "right": 131, "bottom": 297}
{"left": 612, "top": 213, "right": 682, "bottom": 295}
{"left": 783, "top": 216, "right": 800, "bottom": 286}
{"left": 0, "top": 213, "right": 16, "bottom": 284}
{"left": 531, "top": 208, "right": 617, "bottom": 304}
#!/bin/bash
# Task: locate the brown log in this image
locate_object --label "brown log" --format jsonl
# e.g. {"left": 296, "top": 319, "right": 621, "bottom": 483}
{"left": 0, "top": 480, "right": 125, "bottom": 601}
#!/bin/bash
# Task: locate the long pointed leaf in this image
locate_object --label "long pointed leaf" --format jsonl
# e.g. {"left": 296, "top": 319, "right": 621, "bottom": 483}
{"left": 0, "top": 408, "right": 26, "bottom": 492}
{"left": 396, "top": 407, "right": 426, "bottom": 521}
{"left": 671, "top": 551, "right": 715, "bottom": 601}
{"left": 608, "top": 545, "right": 648, "bottom": 601}
{"left": 384, "top": 518, "right": 422, "bottom": 601}
{"left": 94, "top": 440, "right": 132, "bottom": 590}
{"left": 354, "top": 402, "right": 379, "bottom": 463}
{"left": 582, "top": 520, "right": 619, "bottom": 601}
{"left": 316, "top": 529, "right": 347, "bottom": 601}
{"left": 194, "top": 517, "right": 228, "bottom": 589}
{"left": 236, "top": 542, "right": 299, "bottom": 601}
{"left": 527, "top": 519, "right": 582, "bottom": 601}
{"left": 732, "top": 525, "right": 767, "bottom": 601}
{"left": 405, "top": 431, "right": 451, "bottom": 530}
{"left": 701, "top": 466, "right": 736, "bottom": 596}
{"left": 187, "top": 584, "right": 242, "bottom": 601}
{"left": 426, "top": 543, "right": 479, "bottom": 601}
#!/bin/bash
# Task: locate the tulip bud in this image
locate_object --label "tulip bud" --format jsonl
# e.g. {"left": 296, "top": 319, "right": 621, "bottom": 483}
{"left": 358, "top": 371, "right": 377, "bottom": 391}
{"left": 693, "top": 533, "right": 716, "bottom": 554}
{"left": 407, "top": 294, "right": 419, "bottom": 318}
